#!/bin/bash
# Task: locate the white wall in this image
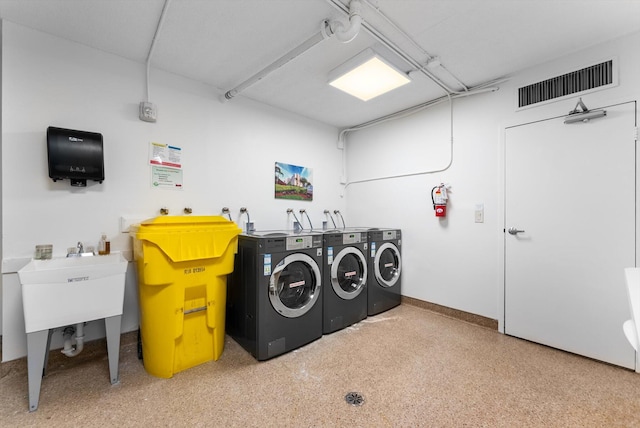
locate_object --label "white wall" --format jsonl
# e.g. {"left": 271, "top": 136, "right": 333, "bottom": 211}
{"left": 344, "top": 93, "right": 501, "bottom": 318}
{"left": 345, "top": 30, "right": 640, "bottom": 322}
{"left": 1, "top": 22, "right": 344, "bottom": 360}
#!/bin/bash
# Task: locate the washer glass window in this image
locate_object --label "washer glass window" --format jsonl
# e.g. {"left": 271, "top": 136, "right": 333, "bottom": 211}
{"left": 374, "top": 243, "right": 401, "bottom": 287}
{"left": 331, "top": 247, "right": 367, "bottom": 300}
{"left": 269, "top": 253, "right": 321, "bottom": 318}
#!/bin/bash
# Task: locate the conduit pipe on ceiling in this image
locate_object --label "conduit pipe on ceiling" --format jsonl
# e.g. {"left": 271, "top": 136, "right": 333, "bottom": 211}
{"left": 329, "top": 0, "right": 362, "bottom": 42}
{"left": 223, "top": 0, "right": 363, "bottom": 101}
{"left": 320, "top": 0, "right": 505, "bottom": 192}
{"left": 223, "top": 30, "right": 326, "bottom": 101}
{"left": 361, "top": 0, "right": 469, "bottom": 92}
{"left": 338, "top": 80, "right": 506, "bottom": 194}
{"left": 336, "top": 78, "right": 504, "bottom": 195}
{"left": 144, "top": 0, "right": 172, "bottom": 103}
{"left": 326, "top": 0, "right": 451, "bottom": 95}
{"left": 339, "top": 94, "right": 454, "bottom": 197}
{"left": 340, "top": 80, "right": 503, "bottom": 143}
{"left": 326, "top": 0, "right": 501, "bottom": 97}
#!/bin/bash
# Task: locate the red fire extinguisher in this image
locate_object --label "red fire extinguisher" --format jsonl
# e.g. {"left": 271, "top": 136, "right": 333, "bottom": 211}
{"left": 431, "top": 183, "right": 449, "bottom": 217}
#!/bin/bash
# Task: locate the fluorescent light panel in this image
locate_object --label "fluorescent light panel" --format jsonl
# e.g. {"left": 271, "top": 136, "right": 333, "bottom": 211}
{"left": 329, "top": 52, "right": 411, "bottom": 101}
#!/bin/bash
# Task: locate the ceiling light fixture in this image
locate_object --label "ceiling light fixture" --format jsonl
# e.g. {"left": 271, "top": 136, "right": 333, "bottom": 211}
{"left": 328, "top": 49, "right": 411, "bottom": 101}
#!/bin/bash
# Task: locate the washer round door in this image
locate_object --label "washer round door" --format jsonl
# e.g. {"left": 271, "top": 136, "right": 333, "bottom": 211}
{"left": 331, "top": 247, "right": 367, "bottom": 300}
{"left": 269, "top": 253, "right": 322, "bottom": 318}
{"left": 374, "top": 242, "right": 402, "bottom": 287}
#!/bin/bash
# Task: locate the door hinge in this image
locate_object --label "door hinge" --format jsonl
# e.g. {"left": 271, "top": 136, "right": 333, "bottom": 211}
{"left": 634, "top": 127, "right": 638, "bottom": 141}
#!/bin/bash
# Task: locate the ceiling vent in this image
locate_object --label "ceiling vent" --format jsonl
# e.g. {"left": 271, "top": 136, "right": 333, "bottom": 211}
{"left": 517, "top": 59, "right": 616, "bottom": 109}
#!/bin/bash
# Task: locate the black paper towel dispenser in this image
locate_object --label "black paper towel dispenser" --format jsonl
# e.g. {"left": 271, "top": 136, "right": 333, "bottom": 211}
{"left": 47, "top": 126, "right": 104, "bottom": 187}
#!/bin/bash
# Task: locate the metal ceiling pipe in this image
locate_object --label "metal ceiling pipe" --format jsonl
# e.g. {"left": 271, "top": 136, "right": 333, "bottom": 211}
{"left": 326, "top": 0, "right": 456, "bottom": 95}
{"left": 223, "top": 29, "right": 327, "bottom": 101}
{"left": 145, "top": 0, "right": 172, "bottom": 102}
{"left": 223, "top": 0, "right": 363, "bottom": 101}
{"left": 338, "top": 94, "right": 454, "bottom": 196}
{"left": 330, "top": 0, "right": 362, "bottom": 42}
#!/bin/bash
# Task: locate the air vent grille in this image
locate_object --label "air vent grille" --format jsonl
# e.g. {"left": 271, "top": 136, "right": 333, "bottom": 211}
{"left": 518, "top": 60, "right": 614, "bottom": 108}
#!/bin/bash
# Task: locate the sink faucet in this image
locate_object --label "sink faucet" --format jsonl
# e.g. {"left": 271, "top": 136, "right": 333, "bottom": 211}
{"left": 77, "top": 241, "right": 84, "bottom": 254}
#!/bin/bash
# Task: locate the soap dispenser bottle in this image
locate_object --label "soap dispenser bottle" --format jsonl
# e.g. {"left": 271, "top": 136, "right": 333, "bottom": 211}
{"left": 98, "top": 234, "right": 110, "bottom": 255}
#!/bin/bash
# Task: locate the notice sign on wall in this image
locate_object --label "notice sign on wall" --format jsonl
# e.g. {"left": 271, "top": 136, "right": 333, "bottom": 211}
{"left": 149, "top": 142, "right": 183, "bottom": 190}
{"left": 152, "top": 166, "right": 183, "bottom": 190}
{"left": 149, "top": 142, "right": 182, "bottom": 169}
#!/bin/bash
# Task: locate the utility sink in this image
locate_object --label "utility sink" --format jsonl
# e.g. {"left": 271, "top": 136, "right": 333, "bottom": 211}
{"left": 17, "top": 252, "right": 128, "bottom": 411}
{"left": 18, "top": 253, "right": 128, "bottom": 333}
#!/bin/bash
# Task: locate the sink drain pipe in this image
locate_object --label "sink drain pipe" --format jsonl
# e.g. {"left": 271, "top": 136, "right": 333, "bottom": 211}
{"left": 61, "top": 323, "right": 85, "bottom": 357}
{"left": 223, "top": 0, "right": 362, "bottom": 101}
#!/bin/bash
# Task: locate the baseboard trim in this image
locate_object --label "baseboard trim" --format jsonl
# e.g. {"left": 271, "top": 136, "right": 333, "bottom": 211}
{"left": 401, "top": 296, "right": 498, "bottom": 330}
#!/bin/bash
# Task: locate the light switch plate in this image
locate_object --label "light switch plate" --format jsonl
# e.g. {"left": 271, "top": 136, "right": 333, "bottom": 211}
{"left": 474, "top": 204, "right": 484, "bottom": 223}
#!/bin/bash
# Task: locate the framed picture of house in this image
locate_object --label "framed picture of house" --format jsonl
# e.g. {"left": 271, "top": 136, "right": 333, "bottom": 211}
{"left": 275, "top": 161, "right": 313, "bottom": 201}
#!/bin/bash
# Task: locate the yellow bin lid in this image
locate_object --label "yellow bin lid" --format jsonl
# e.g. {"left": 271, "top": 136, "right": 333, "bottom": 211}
{"left": 132, "top": 215, "right": 242, "bottom": 262}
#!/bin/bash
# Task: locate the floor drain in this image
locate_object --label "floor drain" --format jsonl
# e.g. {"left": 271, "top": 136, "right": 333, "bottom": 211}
{"left": 345, "top": 392, "right": 365, "bottom": 406}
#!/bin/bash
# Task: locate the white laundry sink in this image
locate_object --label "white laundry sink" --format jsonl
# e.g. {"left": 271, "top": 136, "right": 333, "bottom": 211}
{"left": 18, "top": 253, "right": 128, "bottom": 333}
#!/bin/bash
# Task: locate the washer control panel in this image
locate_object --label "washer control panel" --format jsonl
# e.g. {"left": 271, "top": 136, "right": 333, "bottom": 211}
{"left": 286, "top": 235, "right": 322, "bottom": 250}
{"left": 343, "top": 232, "right": 363, "bottom": 244}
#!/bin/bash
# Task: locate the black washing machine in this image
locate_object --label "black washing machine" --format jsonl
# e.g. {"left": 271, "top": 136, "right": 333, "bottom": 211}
{"left": 367, "top": 228, "right": 402, "bottom": 315}
{"left": 322, "top": 229, "right": 368, "bottom": 333}
{"left": 226, "top": 231, "right": 323, "bottom": 360}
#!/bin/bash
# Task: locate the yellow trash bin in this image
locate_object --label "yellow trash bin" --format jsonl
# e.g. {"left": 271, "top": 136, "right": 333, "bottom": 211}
{"left": 130, "top": 215, "right": 241, "bottom": 378}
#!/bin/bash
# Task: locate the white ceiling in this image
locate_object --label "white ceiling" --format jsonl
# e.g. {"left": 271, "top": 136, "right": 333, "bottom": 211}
{"left": 1, "top": 0, "right": 639, "bottom": 128}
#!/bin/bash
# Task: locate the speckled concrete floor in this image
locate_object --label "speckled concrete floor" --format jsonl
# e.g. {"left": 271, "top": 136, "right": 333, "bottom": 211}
{"left": 2, "top": 304, "right": 640, "bottom": 427}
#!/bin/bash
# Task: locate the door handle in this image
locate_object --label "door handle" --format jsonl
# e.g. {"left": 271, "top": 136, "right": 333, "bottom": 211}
{"left": 508, "top": 227, "right": 525, "bottom": 235}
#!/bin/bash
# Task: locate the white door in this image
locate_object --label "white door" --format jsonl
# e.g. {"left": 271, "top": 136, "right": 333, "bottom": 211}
{"left": 504, "top": 102, "right": 636, "bottom": 369}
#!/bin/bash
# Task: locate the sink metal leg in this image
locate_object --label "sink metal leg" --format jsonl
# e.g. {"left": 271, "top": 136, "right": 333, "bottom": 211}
{"left": 26, "top": 317, "right": 123, "bottom": 411}
{"left": 104, "top": 315, "right": 122, "bottom": 385}
{"left": 26, "top": 329, "right": 50, "bottom": 412}
{"left": 42, "top": 329, "right": 54, "bottom": 377}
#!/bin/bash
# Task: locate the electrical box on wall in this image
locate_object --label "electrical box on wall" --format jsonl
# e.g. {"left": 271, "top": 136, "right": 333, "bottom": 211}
{"left": 139, "top": 102, "right": 157, "bottom": 122}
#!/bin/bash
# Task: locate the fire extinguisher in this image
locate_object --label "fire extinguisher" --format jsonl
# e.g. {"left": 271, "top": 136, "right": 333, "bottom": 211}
{"left": 431, "top": 183, "right": 449, "bottom": 217}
